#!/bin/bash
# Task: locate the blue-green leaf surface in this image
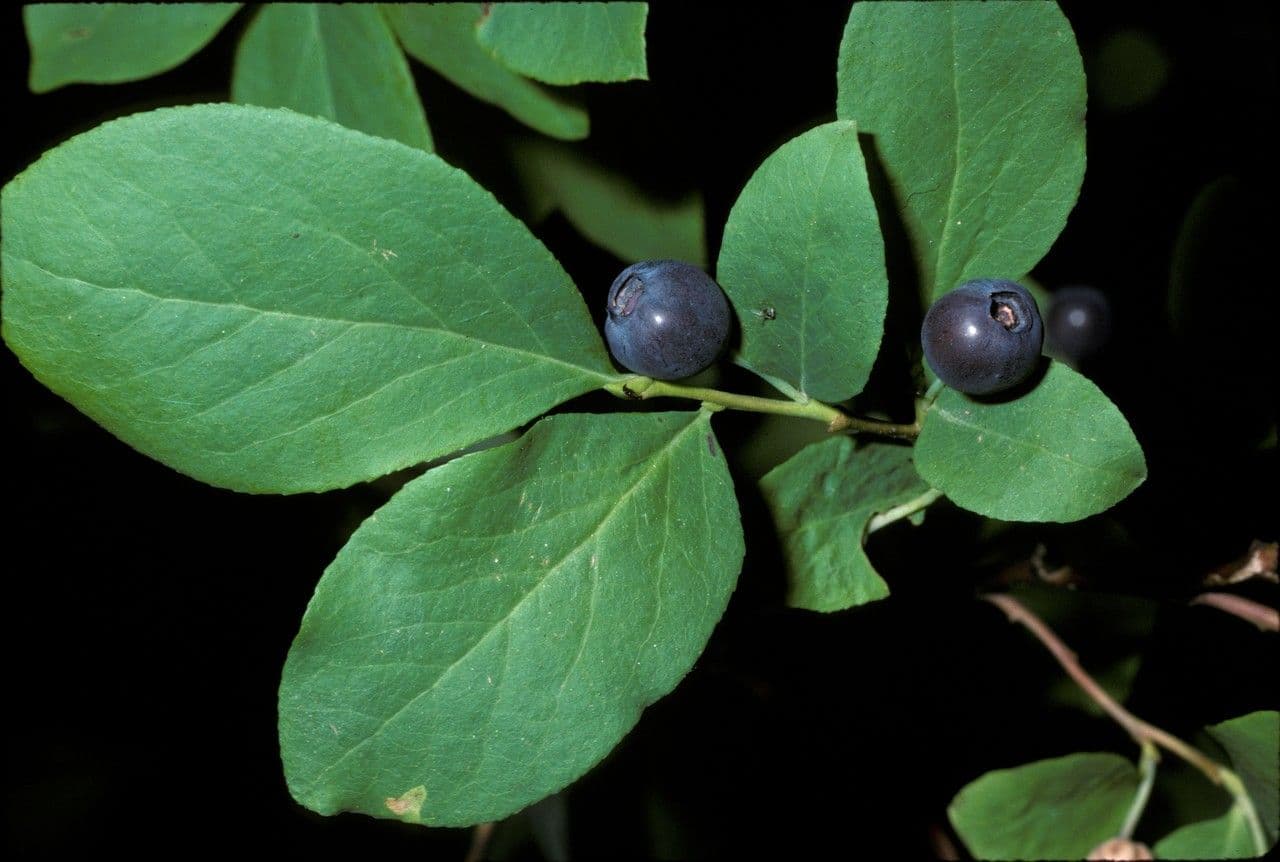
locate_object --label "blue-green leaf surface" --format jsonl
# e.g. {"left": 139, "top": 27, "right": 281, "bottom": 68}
{"left": 1208, "top": 712, "right": 1280, "bottom": 844}
{"left": 232, "top": 4, "right": 432, "bottom": 151}
{"left": 1153, "top": 805, "right": 1258, "bottom": 859}
{"left": 949, "top": 752, "right": 1139, "bottom": 860}
{"left": 718, "top": 121, "right": 887, "bottom": 401}
{"left": 384, "top": 4, "right": 589, "bottom": 140}
{"left": 915, "top": 363, "right": 1145, "bottom": 522}
{"left": 475, "top": 2, "right": 648, "bottom": 85}
{"left": 837, "top": 1, "right": 1086, "bottom": 303}
{"left": 280, "top": 411, "right": 743, "bottom": 826}
{"left": 760, "top": 439, "right": 927, "bottom": 612}
{"left": 0, "top": 104, "right": 614, "bottom": 494}
{"left": 24, "top": 3, "right": 240, "bottom": 93}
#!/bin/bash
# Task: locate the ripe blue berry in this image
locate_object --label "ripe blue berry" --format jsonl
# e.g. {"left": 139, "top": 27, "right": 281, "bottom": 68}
{"left": 604, "top": 260, "right": 731, "bottom": 380}
{"left": 1046, "top": 285, "right": 1111, "bottom": 366}
{"left": 921, "top": 278, "right": 1044, "bottom": 395}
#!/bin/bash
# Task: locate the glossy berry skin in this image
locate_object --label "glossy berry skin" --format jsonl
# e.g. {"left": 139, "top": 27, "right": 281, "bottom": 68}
{"left": 1046, "top": 285, "right": 1111, "bottom": 365}
{"left": 921, "top": 278, "right": 1044, "bottom": 395}
{"left": 604, "top": 260, "right": 731, "bottom": 380}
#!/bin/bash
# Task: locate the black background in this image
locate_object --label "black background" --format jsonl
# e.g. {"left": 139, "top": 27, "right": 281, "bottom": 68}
{"left": 3, "top": 3, "right": 1277, "bottom": 858}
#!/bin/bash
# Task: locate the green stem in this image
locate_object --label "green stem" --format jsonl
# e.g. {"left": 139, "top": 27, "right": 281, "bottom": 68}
{"left": 605, "top": 377, "right": 920, "bottom": 439}
{"left": 1119, "top": 742, "right": 1159, "bottom": 840}
{"left": 866, "top": 488, "right": 944, "bottom": 534}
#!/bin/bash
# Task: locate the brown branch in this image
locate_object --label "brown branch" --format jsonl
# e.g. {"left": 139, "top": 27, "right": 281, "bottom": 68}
{"left": 980, "top": 593, "right": 1224, "bottom": 784}
{"left": 1204, "top": 540, "right": 1278, "bottom": 586}
{"left": 1191, "top": 592, "right": 1280, "bottom": 632}
{"left": 463, "top": 822, "right": 495, "bottom": 862}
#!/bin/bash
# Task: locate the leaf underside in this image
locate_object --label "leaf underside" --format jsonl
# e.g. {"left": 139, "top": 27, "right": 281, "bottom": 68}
{"left": 232, "top": 4, "right": 433, "bottom": 151}
{"left": 837, "top": 1, "right": 1086, "bottom": 304}
{"left": 279, "top": 411, "right": 744, "bottom": 826}
{"left": 0, "top": 104, "right": 614, "bottom": 493}
{"left": 915, "top": 362, "right": 1146, "bottom": 522}
{"left": 475, "top": 2, "right": 649, "bottom": 85}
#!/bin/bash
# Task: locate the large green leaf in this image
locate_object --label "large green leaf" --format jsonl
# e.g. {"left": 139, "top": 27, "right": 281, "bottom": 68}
{"left": 760, "top": 439, "right": 927, "bottom": 612}
{"left": 836, "top": 2, "right": 1086, "bottom": 303}
{"left": 384, "top": 4, "right": 589, "bottom": 141}
{"left": 718, "top": 121, "right": 888, "bottom": 401}
{"left": 1208, "top": 712, "right": 1280, "bottom": 843}
{"left": 24, "top": 3, "right": 241, "bottom": 93}
{"left": 1153, "top": 805, "right": 1258, "bottom": 859}
{"left": 279, "top": 411, "right": 744, "bottom": 826}
{"left": 0, "top": 104, "right": 614, "bottom": 494}
{"left": 915, "top": 363, "right": 1145, "bottom": 522}
{"left": 514, "top": 138, "right": 706, "bottom": 268}
{"left": 949, "top": 752, "right": 1139, "bottom": 860}
{"left": 475, "top": 2, "right": 648, "bottom": 85}
{"left": 232, "top": 4, "right": 432, "bottom": 151}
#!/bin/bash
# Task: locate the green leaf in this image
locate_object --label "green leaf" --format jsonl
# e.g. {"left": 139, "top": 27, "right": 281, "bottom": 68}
{"left": 915, "top": 363, "right": 1145, "bottom": 522}
{"left": 717, "top": 121, "right": 887, "bottom": 401}
{"left": 513, "top": 138, "right": 706, "bottom": 268}
{"left": 1208, "top": 712, "right": 1280, "bottom": 843}
{"left": 760, "top": 439, "right": 927, "bottom": 612}
{"left": 0, "top": 104, "right": 615, "bottom": 494}
{"left": 24, "top": 3, "right": 241, "bottom": 93}
{"left": 232, "top": 4, "right": 433, "bottom": 151}
{"left": 384, "top": 4, "right": 589, "bottom": 141}
{"left": 279, "top": 411, "right": 744, "bottom": 826}
{"left": 949, "top": 752, "right": 1139, "bottom": 860}
{"left": 1153, "top": 805, "right": 1258, "bottom": 859}
{"left": 836, "top": 1, "right": 1086, "bottom": 303}
{"left": 475, "top": 2, "right": 648, "bottom": 85}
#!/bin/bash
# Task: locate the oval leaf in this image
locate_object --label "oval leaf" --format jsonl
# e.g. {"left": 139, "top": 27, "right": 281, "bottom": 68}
{"left": 384, "top": 4, "right": 589, "bottom": 141}
{"left": 0, "top": 104, "right": 614, "bottom": 494}
{"left": 837, "top": 2, "right": 1086, "bottom": 303}
{"left": 1208, "top": 711, "right": 1280, "bottom": 843}
{"left": 915, "top": 363, "right": 1146, "bottom": 522}
{"left": 24, "top": 3, "right": 241, "bottom": 93}
{"left": 949, "top": 752, "right": 1139, "bottom": 860}
{"left": 279, "top": 411, "right": 744, "bottom": 826}
{"left": 761, "top": 439, "right": 927, "bottom": 612}
{"left": 1153, "top": 806, "right": 1259, "bottom": 859}
{"left": 718, "top": 121, "right": 888, "bottom": 401}
{"left": 514, "top": 138, "right": 706, "bottom": 267}
{"left": 232, "top": 4, "right": 433, "bottom": 151}
{"left": 475, "top": 2, "right": 648, "bottom": 85}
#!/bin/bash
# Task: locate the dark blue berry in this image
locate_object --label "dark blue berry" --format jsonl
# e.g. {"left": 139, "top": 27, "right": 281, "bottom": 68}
{"left": 1046, "top": 285, "right": 1111, "bottom": 366}
{"left": 921, "top": 278, "right": 1044, "bottom": 395}
{"left": 604, "top": 260, "right": 731, "bottom": 380}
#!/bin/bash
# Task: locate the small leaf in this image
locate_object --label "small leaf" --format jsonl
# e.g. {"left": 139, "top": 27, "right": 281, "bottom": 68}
{"left": 24, "top": 3, "right": 241, "bottom": 93}
{"left": 1153, "top": 805, "right": 1257, "bottom": 859}
{"left": 232, "top": 4, "right": 432, "bottom": 151}
{"left": 384, "top": 4, "right": 589, "bottom": 141}
{"left": 717, "top": 121, "right": 888, "bottom": 402}
{"left": 760, "top": 439, "right": 926, "bottom": 612}
{"left": 279, "top": 411, "right": 744, "bottom": 826}
{"left": 837, "top": 1, "right": 1086, "bottom": 303}
{"left": 915, "top": 363, "right": 1146, "bottom": 522}
{"left": 513, "top": 138, "right": 706, "bottom": 267}
{"left": 1, "top": 104, "right": 614, "bottom": 494}
{"left": 949, "top": 752, "right": 1139, "bottom": 860}
{"left": 475, "top": 2, "right": 648, "bottom": 85}
{"left": 1207, "top": 711, "right": 1280, "bottom": 843}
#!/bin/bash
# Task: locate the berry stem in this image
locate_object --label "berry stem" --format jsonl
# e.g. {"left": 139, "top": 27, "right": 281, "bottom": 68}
{"left": 604, "top": 378, "right": 919, "bottom": 439}
{"left": 981, "top": 593, "right": 1269, "bottom": 856}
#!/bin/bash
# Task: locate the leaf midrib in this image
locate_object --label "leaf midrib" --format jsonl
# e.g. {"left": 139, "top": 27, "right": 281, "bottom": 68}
{"left": 300, "top": 413, "right": 706, "bottom": 797}
{"left": 14, "top": 257, "right": 614, "bottom": 383}
{"left": 930, "top": 402, "right": 1142, "bottom": 480}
